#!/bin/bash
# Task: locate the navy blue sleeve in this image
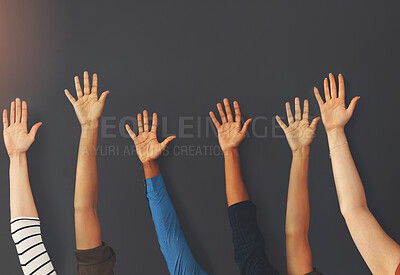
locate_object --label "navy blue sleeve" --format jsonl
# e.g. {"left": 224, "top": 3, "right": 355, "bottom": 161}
{"left": 228, "top": 200, "right": 280, "bottom": 275}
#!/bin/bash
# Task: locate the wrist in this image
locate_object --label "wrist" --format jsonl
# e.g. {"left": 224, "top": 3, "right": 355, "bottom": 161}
{"left": 143, "top": 159, "right": 158, "bottom": 166}
{"left": 81, "top": 123, "right": 99, "bottom": 139}
{"left": 326, "top": 127, "right": 345, "bottom": 137}
{"left": 326, "top": 128, "right": 347, "bottom": 149}
{"left": 143, "top": 160, "right": 160, "bottom": 179}
{"left": 223, "top": 147, "right": 239, "bottom": 157}
{"left": 326, "top": 127, "right": 346, "bottom": 141}
{"left": 292, "top": 146, "right": 310, "bottom": 156}
{"left": 81, "top": 120, "right": 99, "bottom": 130}
{"left": 9, "top": 152, "right": 26, "bottom": 161}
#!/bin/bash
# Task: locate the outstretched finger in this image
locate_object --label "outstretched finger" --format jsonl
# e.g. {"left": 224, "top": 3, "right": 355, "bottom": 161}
{"left": 74, "top": 76, "right": 83, "bottom": 98}
{"left": 314, "top": 87, "right": 324, "bottom": 107}
{"left": 91, "top": 73, "right": 98, "bottom": 95}
{"left": 143, "top": 110, "right": 149, "bottom": 132}
{"left": 137, "top": 113, "right": 143, "bottom": 134}
{"left": 303, "top": 99, "right": 309, "bottom": 121}
{"left": 217, "top": 103, "right": 227, "bottom": 123}
{"left": 310, "top": 117, "right": 320, "bottom": 131}
{"left": 161, "top": 136, "right": 176, "bottom": 150}
{"left": 209, "top": 111, "right": 221, "bottom": 129}
{"left": 233, "top": 101, "right": 241, "bottom": 123}
{"left": 324, "top": 78, "right": 331, "bottom": 101}
{"left": 28, "top": 122, "right": 42, "bottom": 141}
{"left": 347, "top": 96, "right": 360, "bottom": 117}
{"left": 223, "top": 98, "right": 233, "bottom": 122}
{"left": 3, "top": 109, "right": 8, "bottom": 129}
{"left": 99, "top": 91, "right": 110, "bottom": 103}
{"left": 338, "top": 74, "right": 345, "bottom": 99}
{"left": 10, "top": 101, "right": 15, "bottom": 125}
{"left": 83, "top": 71, "right": 90, "bottom": 95}
{"left": 16, "top": 98, "right": 21, "bottom": 123}
{"left": 285, "top": 102, "right": 294, "bottom": 124}
{"left": 21, "top": 101, "right": 28, "bottom": 126}
{"left": 329, "top": 73, "right": 337, "bottom": 98}
{"left": 294, "top": 97, "right": 301, "bottom": 121}
{"left": 275, "top": 115, "right": 287, "bottom": 130}
{"left": 125, "top": 124, "right": 137, "bottom": 140}
{"left": 240, "top": 118, "right": 252, "bottom": 134}
{"left": 64, "top": 89, "right": 76, "bottom": 104}
{"left": 151, "top": 113, "right": 158, "bottom": 133}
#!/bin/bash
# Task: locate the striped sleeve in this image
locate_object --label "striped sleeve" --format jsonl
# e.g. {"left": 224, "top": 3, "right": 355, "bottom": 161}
{"left": 11, "top": 217, "right": 56, "bottom": 275}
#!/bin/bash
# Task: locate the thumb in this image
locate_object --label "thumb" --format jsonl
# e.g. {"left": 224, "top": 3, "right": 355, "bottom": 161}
{"left": 160, "top": 136, "right": 176, "bottom": 150}
{"left": 347, "top": 96, "right": 360, "bottom": 117}
{"left": 29, "top": 122, "right": 43, "bottom": 140}
{"left": 99, "top": 90, "right": 110, "bottom": 103}
{"left": 240, "top": 118, "right": 252, "bottom": 134}
{"left": 310, "top": 117, "right": 320, "bottom": 131}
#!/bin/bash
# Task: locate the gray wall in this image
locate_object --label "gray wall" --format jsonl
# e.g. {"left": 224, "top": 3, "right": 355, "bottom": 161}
{"left": 1, "top": 0, "right": 399, "bottom": 274}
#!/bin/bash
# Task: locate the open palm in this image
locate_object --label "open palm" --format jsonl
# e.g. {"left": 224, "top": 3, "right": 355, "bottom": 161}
{"left": 209, "top": 98, "right": 252, "bottom": 153}
{"left": 314, "top": 74, "right": 360, "bottom": 132}
{"left": 64, "top": 71, "right": 110, "bottom": 126}
{"left": 126, "top": 110, "right": 176, "bottom": 163}
{"left": 3, "top": 98, "right": 42, "bottom": 156}
{"left": 276, "top": 98, "right": 319, "bottom": 152}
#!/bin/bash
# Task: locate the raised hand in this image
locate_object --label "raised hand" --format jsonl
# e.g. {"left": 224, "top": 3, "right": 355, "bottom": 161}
{"left": 64, "top": 71, "right": 110, "bottom": 127}
{"left": 314, "top": 73, "right": 360, "bottom": 133}
{"left": 3, "top": 98, "right": 42, "bottom": 157}
{"left": 126, "top": 111, "right": 176, "bottom": 163}
{"left": 276, "top": 98, "right": 320, "bottom": 152}
{"left": 209, "top": 98, "right": 252, "bottom": 153}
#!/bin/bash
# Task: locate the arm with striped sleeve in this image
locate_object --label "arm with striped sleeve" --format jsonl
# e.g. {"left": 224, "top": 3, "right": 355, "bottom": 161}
{"left": 11, "top": 218, "right": 56, "bottom": 275}
{"left": 3, "top": 98, "right": 56, "bottom": 274}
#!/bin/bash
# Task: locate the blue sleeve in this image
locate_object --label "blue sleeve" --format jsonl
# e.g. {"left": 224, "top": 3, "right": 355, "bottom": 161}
{"left": 228, "top": 201, "right": 280, "bottom": 275}
{"left": 146, "top": 174, "right": 208, "bottom": 275}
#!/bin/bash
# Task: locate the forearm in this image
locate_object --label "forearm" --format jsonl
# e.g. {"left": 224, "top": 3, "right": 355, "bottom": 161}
{"left": 228, "top": 201, "right": 278, "bottom": 275}
{"left": 285, "top": 148, "right": 310, "bottom": 236}
{"left": 74, "top": 124, "right": 99, "bottom": 210}
{"left": 327, "top": 128, "right": 367, "bottom": 215}
{"left": 146, "top": 173, "right": 207, "bottom": 274}
{"left": 285, "top": 148, "right": 313, "bottom": 274}
{"left": 9, "top": 154, "right": 56, "bottom": 273}
{"left": 224, "top": 149, "right": 250, "bottom": 207}
{"left": 11, "top": 218, "right": 56, "bottom": 275}
{"left": 328, "top": 129, "right": 400, "bottom": 274}
{"left": 9, "top": 153, "right": 38, "bottom": 219}
{"left": 74, "top": 124, "right": 102, "bottom": 249}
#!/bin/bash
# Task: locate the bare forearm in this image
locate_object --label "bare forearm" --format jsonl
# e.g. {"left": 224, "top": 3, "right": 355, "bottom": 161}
{"left": 9, "top": 153, "right": 38, "bottom": 219}
{"left": 74, "top": 124, "right": 102, "bottom": 249}
{"left": 285, "top": 148, "right": 313, "bottom": 274}
{"left": 328, "top": 129, "right": 400, "bottom": 274}
{"left": 224, "top": 149, "right": 249, "bottom": 207}
{"left": 74, "top": 125, "right": 99, "bottom": 209}
{"left": 286, "top": 148, "right": 310, "bottom": 235}
{"left": 327, "top": 129, "right": 367, "bottom": 215}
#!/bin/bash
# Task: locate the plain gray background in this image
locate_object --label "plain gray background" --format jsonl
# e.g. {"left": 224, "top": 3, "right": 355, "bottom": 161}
{"left": 1, "top": 0, "right": 399, "bottom": 274}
